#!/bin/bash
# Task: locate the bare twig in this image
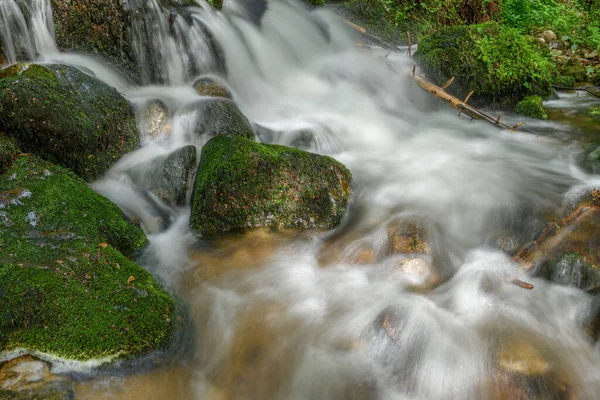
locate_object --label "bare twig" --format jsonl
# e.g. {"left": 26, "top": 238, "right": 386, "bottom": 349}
{"left": 552, "top": 85, "right": 600, "bottom": 99}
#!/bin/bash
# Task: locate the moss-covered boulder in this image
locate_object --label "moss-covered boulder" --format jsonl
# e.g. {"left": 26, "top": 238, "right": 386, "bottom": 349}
{"left": 513, "top": 95, "right": 548, "bottom": 119}
{"left": 0, "top": 135, "right": 20, "bottom": 175}
{"left": 190, "top": 135, "right": 352, "bottom": 236}
{"left": 50, "top": 0, "right": 135, "bottom": 73}
{"left": 181, "top": 99, "right": 254, "bottom": 140}
{"left": 0, "top": 63, "right": 139, "bottom": 181}
{"left": 414, "top": 23, "right": 557, "bottom": 107}
{"left": 0, "top": 156, "right": 178, "bottom": 362}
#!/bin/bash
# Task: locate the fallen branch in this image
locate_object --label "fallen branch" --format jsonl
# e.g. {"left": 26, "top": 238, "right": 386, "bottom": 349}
{"left": 552, "top": 85, "right": 600, "bottom": 99}
{"left": 408, "top": 72, "right": 520, "bottom": 131}
{"left": 513, "top": 198, "right": 600, "bottom": 271}
{"left": 343, "top": 19, "right": 396, "bottom": 51}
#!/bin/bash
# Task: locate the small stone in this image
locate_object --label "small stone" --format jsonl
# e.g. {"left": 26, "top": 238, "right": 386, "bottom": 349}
{"left": 536, "top": 37, "right": 546, "bottom": 45}
{"left": 386, "top": 220, "right": 429, "bottom": 255}
{"left": 193, "top": 77, "right": 231, "bottom": 98}
{"left": 393, "top": 257, "right": 431, "bottom": 276}
{"left": 143, "top": 99, "right": 169, "bottom": 139}
{"left": 584, "top": 50, "right": 598, "bottom": 60}
{"left": 497, "top": 341, "right": 550, "bottom": 376}
{"left": 541, "top": 30, "right": 557, "bottom": 43}
{"left": 549, "top": 40, "right": 563, "bottom": 50}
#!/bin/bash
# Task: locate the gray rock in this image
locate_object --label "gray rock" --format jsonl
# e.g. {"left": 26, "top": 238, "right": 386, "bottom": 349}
{"left": 541, "top": 30, "right": 557, "bottom": 43}
{"left": 193, "top": 77, "right": 231, "bottom": 98}
{"left": 182, "top": 99, "right": 255, "bottom": 140}
{"left": 143, "top": 100, "right": 169, "bottom": 139}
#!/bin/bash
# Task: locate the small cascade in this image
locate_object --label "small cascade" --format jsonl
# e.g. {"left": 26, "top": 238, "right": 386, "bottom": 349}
{"left": 0, "top": 0, "right": 56, "bottom": 64}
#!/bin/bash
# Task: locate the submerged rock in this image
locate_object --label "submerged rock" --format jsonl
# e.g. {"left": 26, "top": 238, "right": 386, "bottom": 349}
{"left": 0, "top": 156, "right": 179, "bottom": 362}
{"left": 386, "top": 219, "right": 429, "bottom": 255}
{"left": 0, "top": 355, "right": 74, "bottom": 400}
{"left": 190, "top": 135, "right": 352, "bottom": 236}
{"left": 126, "top": 145, "right": 197, "bottom": 206}
{"left": 183, "top": 99, "right": 254, "bottom": 140}
{"left": 0, "top": 63, "right": 139, "bottom": 181}
{"left": 414, "top": 23, "right": 557, "bottom": 107}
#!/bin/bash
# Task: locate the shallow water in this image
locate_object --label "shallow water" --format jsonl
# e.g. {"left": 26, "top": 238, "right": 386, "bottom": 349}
{"left": 2, "top": 0, "right": 600, "bottom": 399}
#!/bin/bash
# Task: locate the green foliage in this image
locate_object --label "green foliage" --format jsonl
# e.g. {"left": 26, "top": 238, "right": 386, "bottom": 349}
{"left": 499, "top": 0, "right": 600, "bottom": 51}
{"left": 513, "top": 95, "right": 548, "bottom": 119}
{"left": 304, "top": 0, "right": 325, "bottom": 5}
{"left": 191, "top": 135, "right": 352, "bottom": 236}
{"left": 344, "top": 0, "right": 402, "bottom": 43}
{"left": 0, "top": 156, "right": 178, "bottom": 361}
{"left": 415, "top": 23, "right": 557, "bottom": 107}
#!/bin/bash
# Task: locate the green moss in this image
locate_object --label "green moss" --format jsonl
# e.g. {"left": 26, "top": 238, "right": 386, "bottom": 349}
{"left": 0, "top": 134, "right": 20, "bottom": 175}
{"left": 304, "top": 0, "right": 324, "bottom": 6}
{"left": 513, "top": 95, "right": 548, "bottom": 119}
{"left": 414, "top": 22, "right": 557, "bottom": 108}
{"left": 0, "top": 63, "right": 139, "bottom": 181}
{"left": 0, "top": 156, "right": 178, "bottom": 361}
{"left": 190, "top": 135, "right": 352, "bottom": 236}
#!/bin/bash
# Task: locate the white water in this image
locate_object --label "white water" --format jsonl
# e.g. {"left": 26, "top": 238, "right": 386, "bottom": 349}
{"left": 2, "top": 0, "right": 600, "bottom": 399}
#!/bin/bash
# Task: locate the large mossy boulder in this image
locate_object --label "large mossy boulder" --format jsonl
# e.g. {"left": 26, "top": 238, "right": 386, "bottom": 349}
{"left": 190, "top": 135, "right": 352, "bottom": 236}
{"left": 0, "top": 156, "right": 178, "bottom": 362}
{"left": 0, "top": 63, "right": 139, "bottom": 181}
{"left": 0, "top": 135, "right": 20, "bottom": 175}
{"left": 414, "top": 22, "right": 557, "bottom": 108}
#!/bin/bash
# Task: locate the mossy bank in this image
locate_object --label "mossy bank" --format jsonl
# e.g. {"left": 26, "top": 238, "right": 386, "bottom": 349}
{"left": 0, "top": 156, "right": 180, "bottom": 362}
{"left": 191, "top": 135, "right": 352, "bottom": 236}
{"left": 414, "top": 22, "right": 557, "bottom": 107}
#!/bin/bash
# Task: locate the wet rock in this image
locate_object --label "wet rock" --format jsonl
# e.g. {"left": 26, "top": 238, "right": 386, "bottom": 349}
{"left": 541, "top": 30, "right": 557, "bottom": 43}
{"left": 143, "top": 100, "right": 169, "bottom": 139}
{"left": 177, "top": 98, "right": 254, "bottom": 141}
{"left": 386, "top": 219, "right": 428, "bottom": 255}
{"left": 415, "top": 23, "right": 556, "bottom": 107}
{"left": 339, "top": 242, "right": 377, "bottom": 265}
{"left": 193, "top": 78, "right": 231, "bottom": 98}
{"left": 0, "top": 356, "right": 74, "bottom": 400}
{"left": 50, "top": 0, "right": 136, "bottom": 75}
{"left": 289, "top": 129, "right": 317, "bottom": 150}
{"left": 0, "top": 63, "right": 139, "bottom": 181}
{"left": 496, "top": 341, "right": 550, "bottom": 376}
{"left": 534, "top": 210, "right": 600, "bottom": 293}
{"left": 127, "top": 145, "right": 197, "bottom": 206}
{"left": 0, "top": 135, "right": 20, "bottom": 175}
{"left": 0, "top": 156, "right": 179, "bottom": 362}
{"left": 190, "top": 135, "right": 352, "bottom": 236}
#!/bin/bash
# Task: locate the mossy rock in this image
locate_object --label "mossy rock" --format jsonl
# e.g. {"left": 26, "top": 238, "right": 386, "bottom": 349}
{"left": 414, "top": 23, "right": 557, "bottom": 108}
{"left": 193, "top": 78, "right": 231, "bottom": 99}
{"left": 0, "top": 156, "right": 179, "bottom": 361}
{"left": 0, "top": 63, "right": 139, "bottom": 181}
{"left": 0, "top": 135, "right": 20, "bottom": 175}
{"left": 182, "top": 99, "right": 254, "bottom": 140}
{"left": 190, "top": 135, "right": 352, "bottom": 236}
{"left": 50, "top": 0, "right": 136, "bottom": 74}
{"left": 513, "top": 95, "right": 548, "bottom": 119}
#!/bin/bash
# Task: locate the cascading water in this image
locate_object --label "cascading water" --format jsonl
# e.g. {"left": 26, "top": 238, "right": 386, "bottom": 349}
{"left": 2, "top": 0, "right": 600, "bottom": 399}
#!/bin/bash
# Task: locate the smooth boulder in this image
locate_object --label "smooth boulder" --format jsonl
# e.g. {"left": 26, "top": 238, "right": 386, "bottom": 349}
{"left": 0, "top": 156, "right": 178, "bottom": 362}
{"left": 0, "top": 63, "right": 139, "bottom": 180}
{"left": 190, "top": 135, "right": 352, "bottom": 236}
{"left": 183, "top": 99, "right": 255, "bottom": 141}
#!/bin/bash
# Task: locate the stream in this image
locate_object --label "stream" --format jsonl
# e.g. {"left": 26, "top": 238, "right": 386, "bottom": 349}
{"left": 2, "top": 0, "right": 600, "bottom": 399}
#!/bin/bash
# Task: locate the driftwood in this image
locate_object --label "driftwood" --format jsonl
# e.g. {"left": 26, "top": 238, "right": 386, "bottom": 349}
{"left": 408, "top": 71, "right": 525, "bottom": 131}
{"left": 513, "top": 194, "right": 600, "bottom": 272}
{"left": 552, "top": 85, "right": 600, "bottom": 99}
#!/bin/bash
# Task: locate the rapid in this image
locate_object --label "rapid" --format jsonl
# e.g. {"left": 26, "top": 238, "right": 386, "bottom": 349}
{"left": 2, "top": 0, "right": 600, "bottom": 398}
